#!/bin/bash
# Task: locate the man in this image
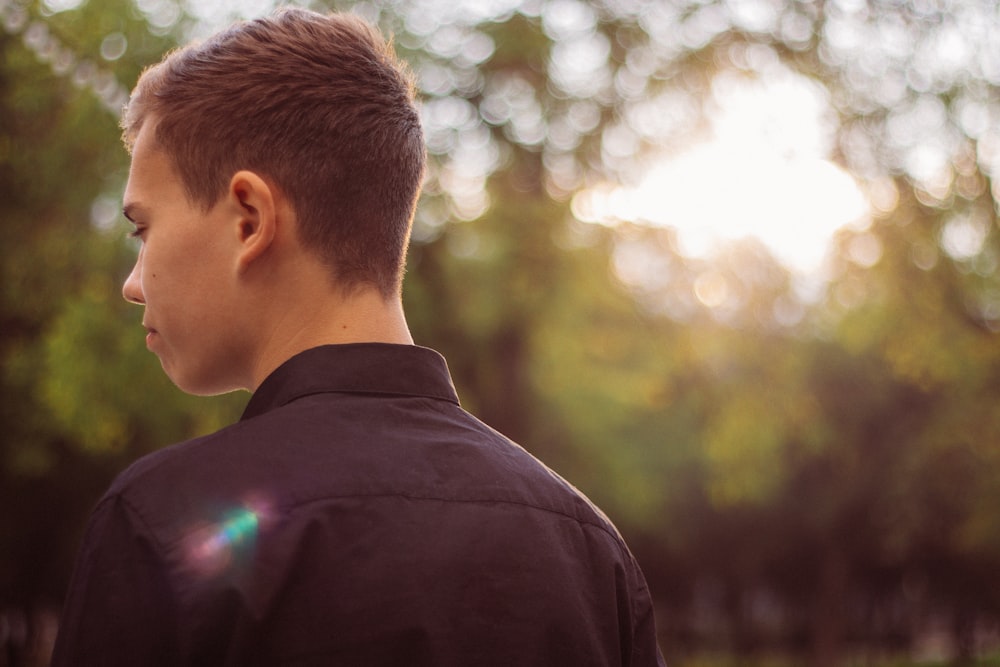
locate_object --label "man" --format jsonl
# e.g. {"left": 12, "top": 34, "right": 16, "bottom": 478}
{"left": 52, "top": 8, "right": 664, "bottom": 666}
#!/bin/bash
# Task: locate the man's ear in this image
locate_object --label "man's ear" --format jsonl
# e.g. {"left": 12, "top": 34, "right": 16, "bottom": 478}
{"left": 228, "top": 170, "right": 277, "bottom": 274}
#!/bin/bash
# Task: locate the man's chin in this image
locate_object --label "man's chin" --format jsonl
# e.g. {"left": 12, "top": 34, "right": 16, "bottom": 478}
{"left": 165, "top": 368, "right": 248, "bottom": 397}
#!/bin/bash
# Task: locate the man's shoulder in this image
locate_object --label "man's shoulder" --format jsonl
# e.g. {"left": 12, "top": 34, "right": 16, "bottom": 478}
{"left": 96, "top": 418, "right": 260, "bottom": 538}
{"left": 106, "top": 421, "right": 243, "bottom": 497}
{"left": 99, "top": 390, "right": 625, "bottom": 557}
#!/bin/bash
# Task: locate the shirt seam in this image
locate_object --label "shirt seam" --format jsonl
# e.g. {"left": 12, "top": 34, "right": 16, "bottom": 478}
{"left": 104, "top": 453, "right": 633, "bottom": 568}
{"left": 116, "top": 491, "right": 169, "bottom": 554}
{"left": 101, "top": 491, "right": 183, "bottom": 647}
{"left": 272, "top": 491, "right": 626, "bottom": 545}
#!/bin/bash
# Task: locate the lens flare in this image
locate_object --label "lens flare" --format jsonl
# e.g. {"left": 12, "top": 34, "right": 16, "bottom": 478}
{"left": 184, "top": 507, "right": 260, "bottom": 576}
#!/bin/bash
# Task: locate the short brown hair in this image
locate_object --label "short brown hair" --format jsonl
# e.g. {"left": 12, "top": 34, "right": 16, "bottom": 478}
{"left": 122, "top": 8, "right": 425, "bottom": 297}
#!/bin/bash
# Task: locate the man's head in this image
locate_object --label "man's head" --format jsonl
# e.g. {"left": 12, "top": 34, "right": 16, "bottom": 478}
{"left": 121, "top": 9, "right": 423, "bottom": 395}
{"left": 122, "top": 8, "right": 425, "bottom": 298}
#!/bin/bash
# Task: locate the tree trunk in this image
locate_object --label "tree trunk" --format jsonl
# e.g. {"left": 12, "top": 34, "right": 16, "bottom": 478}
{"left": 811, "top": 547, "right": 848, "bottom": 667}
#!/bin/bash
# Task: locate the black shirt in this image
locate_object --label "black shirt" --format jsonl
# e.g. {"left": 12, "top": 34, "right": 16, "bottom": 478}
{"left": 52, "top": 344, "right": 664, "bottom": 666}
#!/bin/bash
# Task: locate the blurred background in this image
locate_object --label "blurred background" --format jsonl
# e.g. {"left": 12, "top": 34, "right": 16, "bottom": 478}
{"left": 2, "top": 0, "right": 1000, "bottom": 664}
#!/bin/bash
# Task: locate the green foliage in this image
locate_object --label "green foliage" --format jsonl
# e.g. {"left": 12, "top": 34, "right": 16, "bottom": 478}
{"left": 5, "top": 0, "right": 1000, "bottom": 664}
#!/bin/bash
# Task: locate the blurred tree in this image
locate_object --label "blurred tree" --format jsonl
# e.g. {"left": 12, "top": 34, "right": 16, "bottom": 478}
{"left": 5, "top": 0, "right": 1000, "bottom": 664}
{"left": 382, "top": 0, "right": 1000, "bottom": 664}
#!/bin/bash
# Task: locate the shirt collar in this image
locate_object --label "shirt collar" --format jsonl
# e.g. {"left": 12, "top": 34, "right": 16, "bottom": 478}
{"left": 241, "top": 343, "right": 460, "bottom": 421}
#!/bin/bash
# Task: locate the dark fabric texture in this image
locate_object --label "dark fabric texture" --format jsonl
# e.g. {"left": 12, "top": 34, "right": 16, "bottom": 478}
{"left": 52, "top": 343, "right": 665, "bottom": 666}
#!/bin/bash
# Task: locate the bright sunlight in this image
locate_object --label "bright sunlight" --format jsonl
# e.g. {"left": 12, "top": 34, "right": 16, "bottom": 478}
{"left": 573, "top": 65, "right": 872, "bottom": 275}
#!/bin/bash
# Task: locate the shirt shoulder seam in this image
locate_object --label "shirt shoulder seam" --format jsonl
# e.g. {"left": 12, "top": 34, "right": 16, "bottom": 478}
{"left": 279, "top": 491, "right": 627, "bottom": 546}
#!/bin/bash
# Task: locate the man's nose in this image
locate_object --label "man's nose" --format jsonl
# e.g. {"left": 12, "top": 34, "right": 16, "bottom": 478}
{"left": 122, "top": 255, "right": 145, "bottom": 305}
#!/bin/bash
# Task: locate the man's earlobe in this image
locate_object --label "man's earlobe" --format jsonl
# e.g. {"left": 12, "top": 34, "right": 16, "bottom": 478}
{"left": 229, "top": 170, "right": 277, "bottom": 273}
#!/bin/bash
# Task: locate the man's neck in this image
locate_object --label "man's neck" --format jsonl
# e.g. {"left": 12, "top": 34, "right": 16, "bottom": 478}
{"left": 247, "top": 285, "right": 413, "bottom": 392}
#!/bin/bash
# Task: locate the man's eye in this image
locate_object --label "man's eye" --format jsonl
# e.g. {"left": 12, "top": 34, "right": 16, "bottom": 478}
{"left": 127, "top": 227, "right": 145, "bottom": 240}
